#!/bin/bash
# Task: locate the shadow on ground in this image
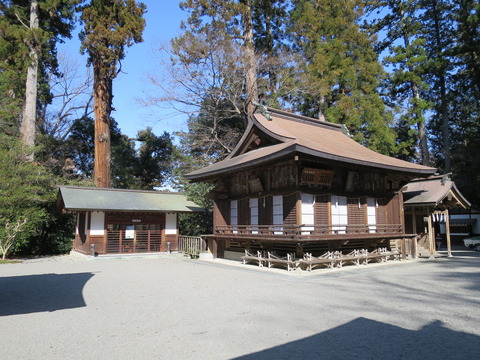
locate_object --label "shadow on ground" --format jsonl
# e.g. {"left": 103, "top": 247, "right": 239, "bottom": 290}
{"left": 0, "top": 272, "right": 94, "bottom": 316}
{"left": 234, "top": 317, "right": 478, "bottom": 360}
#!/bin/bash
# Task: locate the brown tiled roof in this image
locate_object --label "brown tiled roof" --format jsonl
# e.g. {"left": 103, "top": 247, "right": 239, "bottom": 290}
{"left": 403, "top": 176, "right": 470, "bottom": 209}
{"left": 186, "top": 107, "right": 436, "bottom": 181}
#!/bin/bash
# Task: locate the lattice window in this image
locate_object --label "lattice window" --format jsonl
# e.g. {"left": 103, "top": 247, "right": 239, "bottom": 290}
{"left": 301, "top": 168, "right": 334, "bottom": 188}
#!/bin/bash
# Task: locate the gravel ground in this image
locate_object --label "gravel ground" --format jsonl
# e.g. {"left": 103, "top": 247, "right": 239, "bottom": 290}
{"left": 1, "top": 249, "right": 479, "bottom": 360}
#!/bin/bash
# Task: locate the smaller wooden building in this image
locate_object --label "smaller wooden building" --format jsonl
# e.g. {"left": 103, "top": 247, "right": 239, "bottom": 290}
{"left": 57, "top": 186, "right": 203, "bottom": 255}
{"left": 403, "top": 175, "right": 471, "bottom": 257}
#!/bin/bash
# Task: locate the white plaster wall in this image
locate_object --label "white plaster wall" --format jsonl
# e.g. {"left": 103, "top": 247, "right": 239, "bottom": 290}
{"left": 165, "top": 213, "right": 177, "bottom": 234}
{"left": 90, "top": 211, "right": 105, "bottom": 236}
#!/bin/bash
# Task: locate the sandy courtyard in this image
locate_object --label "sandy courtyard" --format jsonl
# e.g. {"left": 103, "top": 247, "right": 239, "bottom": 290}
{"left": 1, "top": 250, "right": 479, "bottom": 359}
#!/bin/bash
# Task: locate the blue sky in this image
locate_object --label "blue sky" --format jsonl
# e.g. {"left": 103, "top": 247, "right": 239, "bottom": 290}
{"left": 60, "top": 1, "right": 188, "bottom": 140}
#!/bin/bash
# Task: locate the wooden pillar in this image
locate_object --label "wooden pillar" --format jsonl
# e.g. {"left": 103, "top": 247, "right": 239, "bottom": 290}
{"left": 411, "top": 234, "right": 418, "bottom": 259}
{"left": 401, "top": 238, "right": 407, "bottom": 260}
{"left": 445, "top": 209, "right": 452, "bottom": 257}
{"left": 427, "top": 212, "right": 435, "bottom": 258}
{"left": 412, "top": 209, "right": 417, "bottom": 233}
{"left": 296, "top": 194, "right": 302, "bottom": 226}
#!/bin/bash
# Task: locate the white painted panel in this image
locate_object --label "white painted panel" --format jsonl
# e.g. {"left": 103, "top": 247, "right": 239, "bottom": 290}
{"left": 250, "top": 198, "right": 258, "bottom": 234}
{"left": 367, "top": 198, "right": 377, "bottom": 233}
{"left": 165, "top": 213, "right": 177, "bottom": 234}
{"left": 231, "top": 200, "right": 238, "bottom": 233}
{"left": 90, "top": 211, "right": 105, "bottom": 236}
{"left": 331, "top": 195, "right": 347, "bottom": 234}
{"left": 273, "top": 195, "right": 283, "bottom": 234}
{"left": 301, "top": 193, "right": 315, "bottom": 234}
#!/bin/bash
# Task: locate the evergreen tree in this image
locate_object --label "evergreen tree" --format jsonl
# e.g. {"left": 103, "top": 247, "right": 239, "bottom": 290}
{"left": 419, "top": 0, "right": 455, "bottom": 172}
{"left": 0, "top": 0, "right": 79, "bottom": 156}
{"left": 367, "top": 0, "right": 432, "bottom": 164}
{"left": 449, "top": 0, "right": 480, "bottom": 206}
{"left": 63, "top": 116, "right": 174, "bottom": 190}
{"left": 289, "top": 0, "right": 396, "bottom": 154}
{"left": 79, "top": 0, "right": 146, "bottom": 188}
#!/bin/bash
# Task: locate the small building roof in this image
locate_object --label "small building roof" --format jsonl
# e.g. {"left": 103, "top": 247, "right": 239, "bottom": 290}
{"left": 58, "top": 186, "right": 204, "bottom": 213}
{"left": 402, "top": 176, "right": 471, "bottom": 209}
{"left": 186, "top": 107, "right": 436, "bottom": 181}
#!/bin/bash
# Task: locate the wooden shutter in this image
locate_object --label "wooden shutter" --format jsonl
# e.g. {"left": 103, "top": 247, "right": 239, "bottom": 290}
{"left": 283, "top": 193, "right": 297, "bottom": 226}
{"left": 348, "top": 198, "right": 365, "bottom": 225}
{"left": 259, "top": 196, "right": 272, "bottom": 225}
{"left": 315, "top": 195, "right": 329, "bottom": 226}
{"left": 376, "top": 198, "right": 388, "bottom": 224}
{"left": 238, "top": 198, "right": 249, "bottom": 225}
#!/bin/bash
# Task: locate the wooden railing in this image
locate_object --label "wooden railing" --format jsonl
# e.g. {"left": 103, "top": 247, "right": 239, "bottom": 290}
{"left": 214, "top": 224, "right": 403, "bottom": 239}
{"left": 106, "top": 230, "right": 162, "bottom": 254}
{"left": 178, "top": 235, "right": 207, "bottom": 257}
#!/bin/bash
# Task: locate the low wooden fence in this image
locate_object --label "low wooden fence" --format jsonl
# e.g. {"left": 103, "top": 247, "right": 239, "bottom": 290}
{"left": 178, "top": 236, "right": 207, "bottom": 257}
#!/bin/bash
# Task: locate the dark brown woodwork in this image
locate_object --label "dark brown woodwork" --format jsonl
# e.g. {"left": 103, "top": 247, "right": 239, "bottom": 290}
{"left": 283, "top": 193, "right": 297, "bottom": 226}
{"left": 259, "top": 196, "right": 272, "bottom": 225}
{"left": 347, "top": 198, "right": 366, "bottom": 225}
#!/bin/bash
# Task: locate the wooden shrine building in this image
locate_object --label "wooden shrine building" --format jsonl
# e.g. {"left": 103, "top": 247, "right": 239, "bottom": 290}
{"left": 185, "top": 106, "right": 437, "bottom": 260}
{"left": 57, "top": 186, "right": 203, "bottom": 255}
{"left": 402, "top": 175, "right": 471, "bottom": 258}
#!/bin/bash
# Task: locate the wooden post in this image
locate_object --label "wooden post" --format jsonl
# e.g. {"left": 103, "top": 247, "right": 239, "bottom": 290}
{"left": 427, "top": 212, "right": 435, "bottom": 259}
{"left": 411, "top": 234, "right": 418, "bottom": 259}
{"left": 445, "top": 209, "right": 452, "bottom": 257}
{"left": 401, "top": 238, "right": 407, "bottom": 260}
{"left": 296, "top": 194, "right": 302, "bottom": 226}
{"left": 412, "top": 209, "right": 417, "bottom": 234}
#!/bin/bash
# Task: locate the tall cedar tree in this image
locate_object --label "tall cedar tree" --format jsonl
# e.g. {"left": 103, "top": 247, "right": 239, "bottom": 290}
{"left": 449, "top": 0, "right": 480, "bottom": 206}
{"left": 290, "top": 0, "right": 396, "bottom": 155}
{"left": 79, "top": 0, "right": 146, "bottom": 188}
{"left": 418, "top": 0, "right": 455, "bottom": 173}
{"left": 0, "top": 0, "right": 79, "bottom": 157}
{"left": 367, "top": 0, "right": 432, "bottom": 165}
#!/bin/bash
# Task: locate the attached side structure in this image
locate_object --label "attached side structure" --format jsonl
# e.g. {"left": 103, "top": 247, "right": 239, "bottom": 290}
{"left": 403, "top": 175, "right": 471, "bottom": 257}
{"left": 57, "top": 186, "right": 203, "bottom": 255}
{"left": 185, "top": 107, "right": 437, "bottom": 260}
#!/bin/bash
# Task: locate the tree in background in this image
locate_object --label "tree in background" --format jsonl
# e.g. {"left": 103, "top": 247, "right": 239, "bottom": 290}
{"left": 0, "top": 138, "right": 76, "bottom": 258}
{"left": 448, "top": 0, "right": 480, "bottom": 206}
{"left": 0, "top": 0, "right": 79, "bottom": 157}
{"left": 79, "top": 0, "right": 146, "bottom": 188}
{"left": 289, "top": 0, "right": 396, "bottom": 154}
{"left": 61, "top": 116, "right": 174, "bottom": 190}
{"left": 368, "top": 0, "right": 432, "bottom": 165}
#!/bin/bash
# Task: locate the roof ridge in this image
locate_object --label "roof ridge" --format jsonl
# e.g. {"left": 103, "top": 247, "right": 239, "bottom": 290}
{"left": 59, "top": 185, "right": 184, "bottom": 195}
{"left": 263, "top": 107, "right": 343, "bottom": 131}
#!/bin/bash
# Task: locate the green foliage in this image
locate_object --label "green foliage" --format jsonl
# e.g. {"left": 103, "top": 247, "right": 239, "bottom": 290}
{"left": 79, "top": 0, "right": 146, "bottom": 77}
{"left": 289, "top": 0, "right": 397, "bottom": 154}
{"left": 56, "top": 116, "right": 174, "bottom": 190}
{"left": 178, "top": 182, "right": 214, "bottom": 237}
{"left": 0, "top": 0, "right": 80, "bottom": 136}
{"left": 0, "top": 138, "right": 74, "bottom": 257}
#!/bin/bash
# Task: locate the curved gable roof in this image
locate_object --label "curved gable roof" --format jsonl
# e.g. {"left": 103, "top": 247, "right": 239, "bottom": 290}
{"left": 403, "top": 176, "right": 471, "bottom": 209}
{"left": 186, "top": 107, "right": 436, "bottom": 181}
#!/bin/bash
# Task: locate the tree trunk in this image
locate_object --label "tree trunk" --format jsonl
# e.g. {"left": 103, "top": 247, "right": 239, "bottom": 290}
{"left": 93, "top": 64, "right": 112, "bottom": 188}
{"left": 19, "top": 0, "right": 40, "bottom": 161}
{"left": 413, "top": 83, "right": 431, "bottom": 166}
{"left": 431, "top": 0, "right": 451, "bottom": 172}
{"left": 318, "top": 93, "right": 326, "bottom": 122}
{"left": 401, "top": 8, "right": 430, "bottom": 167}
{"left": 242, "top": 0, "right": 258, "bottom": 116}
